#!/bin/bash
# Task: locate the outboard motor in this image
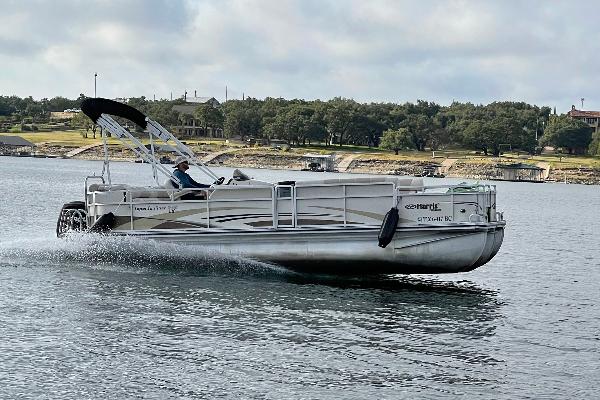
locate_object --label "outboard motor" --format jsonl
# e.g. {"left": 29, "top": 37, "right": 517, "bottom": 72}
{"left": 56, "top": 201, "right": 88, "bottom": 237}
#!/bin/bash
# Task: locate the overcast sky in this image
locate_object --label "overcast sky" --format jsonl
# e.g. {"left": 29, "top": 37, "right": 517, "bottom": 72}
{"left": 1, "top": 0, "right": 598, "bottom": 112}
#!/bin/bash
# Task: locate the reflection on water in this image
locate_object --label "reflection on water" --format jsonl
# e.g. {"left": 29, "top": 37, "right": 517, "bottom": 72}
{"left": 81, "top": 266, "right": 503, "bottom": 392}
{"left": 0, "top": 232, "right": 503, "bottom": 397}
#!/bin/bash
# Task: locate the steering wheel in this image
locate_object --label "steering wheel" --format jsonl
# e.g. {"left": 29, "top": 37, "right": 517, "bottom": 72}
{"left": 214, "top": 177, "right": 225, "bottom": 185}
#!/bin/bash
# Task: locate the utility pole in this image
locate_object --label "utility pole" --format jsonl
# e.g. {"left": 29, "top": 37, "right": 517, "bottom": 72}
{"left": 94, "top": 73, "right": 97, "bottom": 97}
{"left": 581, "top": 98, "right": 585, "bottom": 109}
{"left": 225, "top": 85, "right": 228, "bottom": 102}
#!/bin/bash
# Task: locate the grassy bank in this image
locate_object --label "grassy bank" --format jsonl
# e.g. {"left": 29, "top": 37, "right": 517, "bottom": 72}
{"left": 17, "top": 130, "right": 100, "bottom": 147}
{"left": 8, "top": 131, "right": 600, "bottom": 184}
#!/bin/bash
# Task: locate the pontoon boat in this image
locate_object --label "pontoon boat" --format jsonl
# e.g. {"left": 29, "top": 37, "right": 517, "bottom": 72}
{"left": 56, "top": 98, "right": 505, "bottom": 274}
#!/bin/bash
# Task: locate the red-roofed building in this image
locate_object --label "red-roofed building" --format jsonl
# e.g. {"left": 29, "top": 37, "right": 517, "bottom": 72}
{"left": 567, "top": 105, "right": 600, "bottom": 134}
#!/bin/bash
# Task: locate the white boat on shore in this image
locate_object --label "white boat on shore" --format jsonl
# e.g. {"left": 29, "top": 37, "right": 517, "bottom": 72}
{"left": 56, "top": 98, "right": 505, "bottom": 274}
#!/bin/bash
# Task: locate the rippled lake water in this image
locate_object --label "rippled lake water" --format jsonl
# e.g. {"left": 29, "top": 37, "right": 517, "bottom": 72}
{"left": 1, "top": 156, "right": 599, "bottom": 399}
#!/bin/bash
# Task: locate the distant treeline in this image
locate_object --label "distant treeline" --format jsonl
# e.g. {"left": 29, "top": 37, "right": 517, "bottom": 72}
{"left": 1, "top": 95, "right": 598, "bottom": 155}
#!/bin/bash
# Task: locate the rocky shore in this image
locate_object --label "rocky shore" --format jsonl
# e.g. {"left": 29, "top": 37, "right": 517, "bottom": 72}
{"left": 212, "top": 150, "right": 305, "bottom": 170}
{"left": 29, "top": 143, "right": 600, "bottom": 185}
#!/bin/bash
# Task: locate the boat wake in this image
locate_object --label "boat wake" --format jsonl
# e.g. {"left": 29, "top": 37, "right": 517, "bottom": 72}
{"left": 0, "top": 233, "right": 290, "bottom": 277}
{"left": 0, "top": 234, "right": 499, "bottom": 305}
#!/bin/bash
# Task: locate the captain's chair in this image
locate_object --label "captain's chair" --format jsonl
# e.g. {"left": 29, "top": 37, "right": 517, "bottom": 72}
{"left": 162, "top": 178, "right": 178, "bottom": 189}
{"left": 162, "top": 178, "right": 208, "bottom": 200}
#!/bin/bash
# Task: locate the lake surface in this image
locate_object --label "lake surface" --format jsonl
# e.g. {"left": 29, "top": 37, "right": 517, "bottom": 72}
{"left": 0, "top": 156, "right": 598, "bottom": 399}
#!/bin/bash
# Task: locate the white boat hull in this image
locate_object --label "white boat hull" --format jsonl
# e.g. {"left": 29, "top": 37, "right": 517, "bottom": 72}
{"left": 108, "top": 222, "right": 505, "bottom": 274}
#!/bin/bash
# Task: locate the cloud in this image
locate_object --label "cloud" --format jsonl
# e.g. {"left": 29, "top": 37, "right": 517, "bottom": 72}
{"left": 0, "top": 0, "right": 598, "bottom": 112}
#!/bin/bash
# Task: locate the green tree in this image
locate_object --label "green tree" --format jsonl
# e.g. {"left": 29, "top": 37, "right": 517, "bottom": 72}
{"left": 589, "top": 129, "right": 600, "bottom": 155}
{"left": 324, "top": 98, "right": 360, "bottom": 146}
{"left": 261, "top": 97, "right": 288, "bottom": 142}
{"left": 0, "top": 96, "right": 19, "bottom": 116}
{"left": 305, "top": 100, "right": 328, "bottom": 145}
{"left": 380, "top": 128, "right": 413, "bottom": 154}
{"left": 400, "top": 114, "right": 431, "bottom": 151}
{"left": 146, "top": 100, "right": 181, "bottom": 128}
{"left": 25, "top": 103, "right": 44, "bottom": 125}
{"left": 540, "top": 116, "right": 592, "bottom": 154}
{"left": 223, "top": 99, "right": 262, "bottom": 140}
{"left": 46, "top": 96, "right": 79, "bottom": 112}
{"left": 460, "top": 115, "right": 521, "bottom": 156}
{"left": 391, "top": 100, "right": 449, "bottom": 151}
{"left": 127, "top": 96, "right": 149, "bottom": 112}
{"left": 286, "top": 104, "right": 323, "bottom": 145}
{"left": 447, "top": 101, "right": 546, "bottom": 156}
{"left": 350, "top": 104, "right": 386, "bottom": 147}
{"left": 71, "top": 112, "right": 95, "bottom": 138}
{"left": 194, "top": 104, "right": 224, "bottom": 137}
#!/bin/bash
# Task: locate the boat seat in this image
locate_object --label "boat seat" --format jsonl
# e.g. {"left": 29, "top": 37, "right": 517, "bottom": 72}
{"left": 129, "top": 189, "right": 172, "bottom": 199}
{"left": 88, "top": 183, "right": 180, "bottom": 199}
{"left": 161, "top": 179, "right": 209, "bottom": 200}
{"left": 88, "top": 183, "right": 131, "bottom": 192}
{"left": 162, "top": 179, "right": 177, "bottom": 189}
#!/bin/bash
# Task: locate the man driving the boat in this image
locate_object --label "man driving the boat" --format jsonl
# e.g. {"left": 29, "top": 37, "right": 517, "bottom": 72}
{"left": 172, "top": 156, "right": 211, "bottom": 189}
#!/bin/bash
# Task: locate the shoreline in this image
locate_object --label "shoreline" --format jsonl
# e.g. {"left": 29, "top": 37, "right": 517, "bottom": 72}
{"left": 12, "top": 142, "right": 599, "bottom": 185}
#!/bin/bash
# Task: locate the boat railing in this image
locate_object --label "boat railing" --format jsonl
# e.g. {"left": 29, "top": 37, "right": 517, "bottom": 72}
{"left": 395, "top": 183, "right": 496, "bottom": 192}
{"left": 87, "top": 181, "right": 499, "bottom": 229}
{"left": 84, "top": 175, "right": 105, "bottom": 209}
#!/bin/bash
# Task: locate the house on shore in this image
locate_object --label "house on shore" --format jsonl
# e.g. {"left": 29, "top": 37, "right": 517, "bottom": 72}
{"left": 567, "top": 105, "right": 600, "bottom": 135}
{"left": 172, "top": 96, "right": 223, "bottom": 137}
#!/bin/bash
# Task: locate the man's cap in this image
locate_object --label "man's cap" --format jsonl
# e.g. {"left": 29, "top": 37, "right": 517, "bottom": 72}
{"left": 173, "top": 156, "right": 189, "bottom": 167}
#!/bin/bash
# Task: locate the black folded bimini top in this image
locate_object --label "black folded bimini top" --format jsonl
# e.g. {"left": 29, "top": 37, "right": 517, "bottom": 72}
{"left": 81, "top": 98, "right": 148, "bottom": 129}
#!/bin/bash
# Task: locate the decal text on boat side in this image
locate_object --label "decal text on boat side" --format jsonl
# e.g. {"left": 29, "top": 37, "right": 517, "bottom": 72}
{"left": 404, "top": 203, "right": 441, "bottom": 211}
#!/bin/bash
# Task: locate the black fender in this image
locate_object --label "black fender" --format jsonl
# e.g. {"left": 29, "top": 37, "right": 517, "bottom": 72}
{"left": 378, "top": 207, "right": 399, "bottom": 248}
{"left": 89, "top": 212, "right": 116, "bottom": 233}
